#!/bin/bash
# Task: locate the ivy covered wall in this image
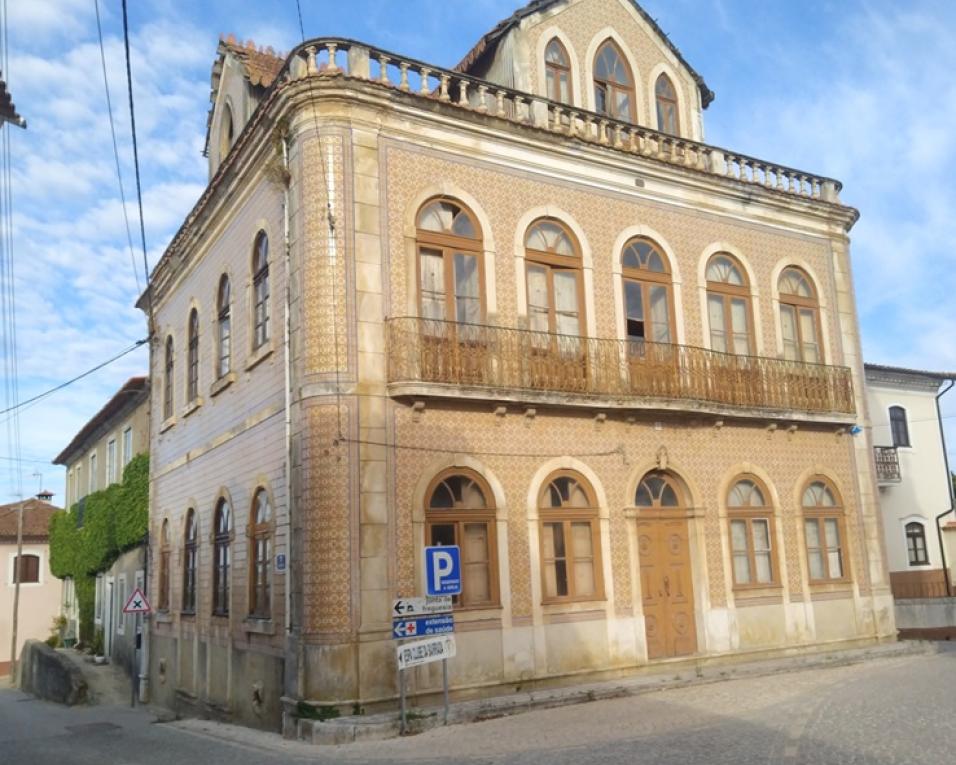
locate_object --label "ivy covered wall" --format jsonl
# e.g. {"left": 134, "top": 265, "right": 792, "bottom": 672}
{"left": 49, "top": 453, "right": 149, "bottom": 642}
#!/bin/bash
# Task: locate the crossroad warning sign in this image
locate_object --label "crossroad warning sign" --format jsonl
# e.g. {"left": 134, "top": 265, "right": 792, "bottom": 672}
{"left": 122, "top": 587, "right": 151, "bottom": 614}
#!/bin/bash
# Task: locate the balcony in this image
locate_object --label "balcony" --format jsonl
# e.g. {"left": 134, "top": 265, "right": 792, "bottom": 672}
{"left": 874, "top": 446, "right": 902, "bottom": 484}
{"left": 386, "top": 318, "right": 856, "bottom": 420}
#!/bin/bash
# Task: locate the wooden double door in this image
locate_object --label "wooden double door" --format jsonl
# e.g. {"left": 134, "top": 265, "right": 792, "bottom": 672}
{"left": 638, "top": 515, "right": 698, "bottom": 660}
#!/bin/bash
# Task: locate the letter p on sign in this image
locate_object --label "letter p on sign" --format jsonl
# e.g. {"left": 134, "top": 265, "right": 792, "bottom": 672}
{"left": 425, "top": 545, "right": 462, "bottom": 596}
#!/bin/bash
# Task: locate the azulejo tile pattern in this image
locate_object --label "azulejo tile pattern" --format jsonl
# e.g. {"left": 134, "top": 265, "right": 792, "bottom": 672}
{"left": 391, "top": 402, "right": 861, "bottom": 617}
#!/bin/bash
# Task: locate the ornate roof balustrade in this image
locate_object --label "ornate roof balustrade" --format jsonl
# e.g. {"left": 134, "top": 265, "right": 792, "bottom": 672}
{"left": 386, "top": 317, "right": 856, "bottom": 420}
{"left": 273, "top": 37, "right": 843, "bottom": 204}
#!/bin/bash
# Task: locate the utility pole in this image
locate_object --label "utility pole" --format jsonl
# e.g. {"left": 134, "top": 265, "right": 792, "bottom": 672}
{"left": 9, "top": 498, "right": 24, "bottom": 680}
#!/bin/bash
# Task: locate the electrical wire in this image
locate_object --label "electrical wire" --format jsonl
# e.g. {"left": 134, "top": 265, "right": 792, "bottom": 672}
{"left": 94, "top": 0, "right": 141, "bottom": 296}
{"left": 120, "top": 0, "right": 154, "bottom": 335}
{"left": 0, "top": 338, "right": 147, "bottom": 417}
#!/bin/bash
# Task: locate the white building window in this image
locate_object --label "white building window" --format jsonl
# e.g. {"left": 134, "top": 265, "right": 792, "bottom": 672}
{"left": 107, "top": 439, "right": 117, "bottom": 485}
{"left": 116, "top": 574, "right": 127, "bottom": 635}
{"left": 123, "top": 427, "right": 133, "bottom": 468}
{"left": 95, "top": 575, "right": 104, "bottom": 624}
{"left": 89, "top": 452, "right": 97, "bottom": 494}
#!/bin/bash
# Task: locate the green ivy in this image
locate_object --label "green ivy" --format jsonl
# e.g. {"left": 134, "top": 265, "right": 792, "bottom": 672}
{"left": 49, "top": 453, "right": 149, "bottom": 642}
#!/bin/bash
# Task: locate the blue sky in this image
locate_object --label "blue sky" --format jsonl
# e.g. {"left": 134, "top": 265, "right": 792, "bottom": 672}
{"left": 3, "top": 0, "right": 956, "bottom": 504}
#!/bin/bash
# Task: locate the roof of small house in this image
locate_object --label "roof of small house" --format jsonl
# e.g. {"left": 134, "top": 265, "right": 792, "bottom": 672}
{"left": 0, "top": 498, "right": 60, "bottom": 542}
{"left": 454, "top": 0, "right": 715, "bottom": 108}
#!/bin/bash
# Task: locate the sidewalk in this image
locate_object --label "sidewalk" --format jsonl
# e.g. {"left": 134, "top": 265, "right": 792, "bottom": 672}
{"left": 282, "top": 639, "right": 934, "bottom": 745}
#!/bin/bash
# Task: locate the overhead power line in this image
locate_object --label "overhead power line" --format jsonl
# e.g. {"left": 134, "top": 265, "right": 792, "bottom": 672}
{"left": 94, "top": 0, "right": 141, "bottom": 295}
{"left": 0, "top": 338, "right": 147, "bottom": 416}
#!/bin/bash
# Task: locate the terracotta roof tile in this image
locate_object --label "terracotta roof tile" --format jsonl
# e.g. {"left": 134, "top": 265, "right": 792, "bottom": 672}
{"left": 219, "top": 35, "right": 285, "bottom": 88}
{"left": 0, "top": 498, "right": 61, "bottom": 541}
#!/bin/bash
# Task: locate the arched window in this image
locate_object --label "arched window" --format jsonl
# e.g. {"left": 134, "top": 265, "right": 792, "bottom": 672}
{"left": 635, "top": 471, "right": 682, "bottom": 508}
{"left": 216, "top": 275, "right": 231, "bottom": 378}
{"left": 425, "top": 470, "right": 498, "bottom": 608}
{"left": 802, "top": 480, "right": 847, "bottom": 581}
{"left": 525, "top": 219, "right": 583, "bottom": 337}
{"left": 655, "top": 73, "right": 679, "bottom": 135}
{"left": 163, "top": 336, "right": 174, "bottom": 420}
{"left": 538, "top": 471, "right": 603, "bottom": 602}
{"left": 906, "top": 521, "right": 929, "bottom": 566}
{"left": 219, "top": 102, "right": 234, "bottom": 160}
{"left": 416, "top": 198, "right": 483, "bottom": 325}
{"left": 187, "top": 309, "right": 199, "bottom": 402}
{"left": 778, "top": 267, "right": 822, "bottom": 363}
{"left": 545, "top": 38, "right": 572, "bottom": 104}
{"left": 890, "top": 406, "right": 910, "bottom": 448}
{"left": 706, "top": 254, "right": 754, "bottom": 355}
{"left": 252, "top": 231, "right": 270, "bottom": 349}
{"left": 159, "top": 519, "right": 171, "bottom": 611}
{"left": 593, "top": 39, "right": 634, "bottom": 122}
{"left": 622, "top": 238, "right": 674, "bottom": 344}
{"left": 250, "top": 488, "right": 272, "bottom": 618}
{"left": 12, "top": 554, "right": 40, "bottom": 584}
{"left": 727, "top": 477, "right": 777, "bottom": 587}
{"left": 182, "top": 509, "right": 197, "bottom": 614}
{"left": 213, "top": 498, "right": 231, "bottom": 615}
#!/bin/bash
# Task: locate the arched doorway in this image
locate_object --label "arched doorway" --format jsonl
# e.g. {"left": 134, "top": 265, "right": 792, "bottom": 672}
{"left": 634, "top": 470, "right": 697, "bottom": 659}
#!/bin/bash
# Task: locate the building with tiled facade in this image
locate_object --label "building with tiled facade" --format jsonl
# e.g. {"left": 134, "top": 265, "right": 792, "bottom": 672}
{"left": 141, "top": 0, "right": 894, "bottom": 732}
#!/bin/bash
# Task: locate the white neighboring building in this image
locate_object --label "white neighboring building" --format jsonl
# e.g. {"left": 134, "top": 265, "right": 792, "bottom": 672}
{"left": 865, "top": 364, "right": 956, "bottom": 632}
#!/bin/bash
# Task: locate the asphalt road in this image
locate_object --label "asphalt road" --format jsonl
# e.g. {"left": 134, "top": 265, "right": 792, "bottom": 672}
{"left": 2, "top": 646, "right": 955, "bottom": 764}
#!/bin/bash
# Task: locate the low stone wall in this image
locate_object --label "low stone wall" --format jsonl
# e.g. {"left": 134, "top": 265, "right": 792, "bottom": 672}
{"left": 895, "top": 598, "right": 956, "bottom": 640}
{"left": 18, "top": 640, "right": 88, "bottom": 705}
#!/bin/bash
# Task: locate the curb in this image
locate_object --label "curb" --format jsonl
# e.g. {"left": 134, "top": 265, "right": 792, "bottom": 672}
{"left": 295, "top": 640, "right": 936, "bottom": 745}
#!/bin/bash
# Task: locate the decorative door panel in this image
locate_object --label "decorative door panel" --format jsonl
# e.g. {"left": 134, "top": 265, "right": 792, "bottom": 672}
{"left": 638, "top": 517, "right": 697, "bottom": 659}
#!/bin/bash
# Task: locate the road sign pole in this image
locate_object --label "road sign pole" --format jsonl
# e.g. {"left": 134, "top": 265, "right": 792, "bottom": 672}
{"left": 398, "top": 664, "right": 406, "bottom": 735}
{"left": 442, "top": 657, "right": 449, "bottom": 725}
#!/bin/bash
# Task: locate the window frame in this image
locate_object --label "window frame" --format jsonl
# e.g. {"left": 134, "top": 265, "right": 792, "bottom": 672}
{"left": 905, "top": 521, "right": 930, "bottom": 566}
{"left": 158, "top": 519, "right": 171, "bottom": 612}
{"left": 545, "top": 37, "right": 573, "bottom": 104}
{"left": 890, "top": 406, "right": 911, "bottom": 448}
{"left": 415, "top": 197, "right": 485, "bottom": 326}
{"left": 122, "top": 426, "right": 133, "bottom": 468}
{"left": 778, "top": 266, "right": 824, "bottom": 364}
{"left": 537, "top": 470, "right": 605, "bottom": 605}
{"left": 706, "top": 253, "right": 756, "bottom": 355}
{"left": 654, "top": 73, "right": 680, "bottom": 135}
{"left": 88, "top": 452, "right": 97, "bottom": 494}
{"left": 212, "top": 497, "right": 232, "bottom": 616}
{"left": 12, "top": 553, "right": 41, "bottom": 584}
{"left": 163, "top": 335, "right": 174, "bottom": 421}
{"left": 593, "top": 39, "right": 635, "bottom": 122}
{"left": 524, "top": 218, "right": 586, "bottom": 338}
{"left": 801, "top": 479, "right": 850, "bottom": 583}
{"left": 726, "top": 476, "right": 780, "bottom": 590}
{"left": 252, "top": 231, "right": 270, "bottom": 350}
{"left": 107, "top": 438, "right": 117, "bottom": 485}
{"left": 249, "top": 488, "right": 273, "bottom": 619}
{"left": 621, "top": 237, "right": 676, "bottom": 345}
{"left": 187, "top": 308, "right": 200, "bottom": 403}
{"left": 216, "top": 274, "right": 232, "bottom": 379}
{"left": 182, "top": 509, "right": 198, "bottom": 615}
{"left": 424, "top": 468, "right": 500, "bottom": 610}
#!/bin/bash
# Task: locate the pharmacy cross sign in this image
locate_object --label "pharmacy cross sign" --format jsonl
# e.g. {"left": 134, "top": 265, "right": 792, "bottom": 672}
{"left": 122, "top": 588, "right": 151, "bottom": 614}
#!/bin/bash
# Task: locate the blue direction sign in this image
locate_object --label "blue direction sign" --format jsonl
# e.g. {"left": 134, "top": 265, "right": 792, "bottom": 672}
{"left": 392, "top": 614, "right": 454, "bottom": 640}
{"left": 425, "top": 545, "right": 462, "bottom": 596}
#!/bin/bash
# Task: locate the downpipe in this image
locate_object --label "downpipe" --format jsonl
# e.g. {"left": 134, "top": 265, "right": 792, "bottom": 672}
{"left": 934, "top": 379, "right": 955, "bottom": 596}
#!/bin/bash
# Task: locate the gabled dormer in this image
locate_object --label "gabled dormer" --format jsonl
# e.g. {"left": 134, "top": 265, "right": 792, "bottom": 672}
{"left": 204, "top": 36, "right": 285, "bottom": 178}
{"left": 456, "top": 0, "right": 714, "bottom": 141}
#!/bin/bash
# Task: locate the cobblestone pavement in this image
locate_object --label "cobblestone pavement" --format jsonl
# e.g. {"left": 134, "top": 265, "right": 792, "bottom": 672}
{"left": 2, "top": 647, "right": 954, "bottom": 764}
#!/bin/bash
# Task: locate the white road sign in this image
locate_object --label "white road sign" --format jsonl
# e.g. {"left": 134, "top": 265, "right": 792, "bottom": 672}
{"left": 392, "top": 595, "right": 453, "bottom": 617}
{"left": 396, "top": 634, "right": 457, "bottom": 670}
{"left": 122, "top": 587, "right": 151, "bottom": 614}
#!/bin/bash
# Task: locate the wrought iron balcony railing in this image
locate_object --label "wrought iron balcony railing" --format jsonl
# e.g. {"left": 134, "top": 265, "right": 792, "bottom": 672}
{"left": 386, "top": 318, "right": 856, "bottom": 418}
{"left": 874, "top": 446, "right": 902, "bottom": 483}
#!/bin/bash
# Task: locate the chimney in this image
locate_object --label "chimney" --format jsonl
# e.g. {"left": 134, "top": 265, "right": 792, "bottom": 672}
{"left": 36, "top": 489, "right": 54, "bottom": 502}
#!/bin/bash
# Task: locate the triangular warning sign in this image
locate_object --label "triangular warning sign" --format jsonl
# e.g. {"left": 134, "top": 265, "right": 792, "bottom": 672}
{"left": 122, "top": 587, "right": 151, "bottom": 614}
